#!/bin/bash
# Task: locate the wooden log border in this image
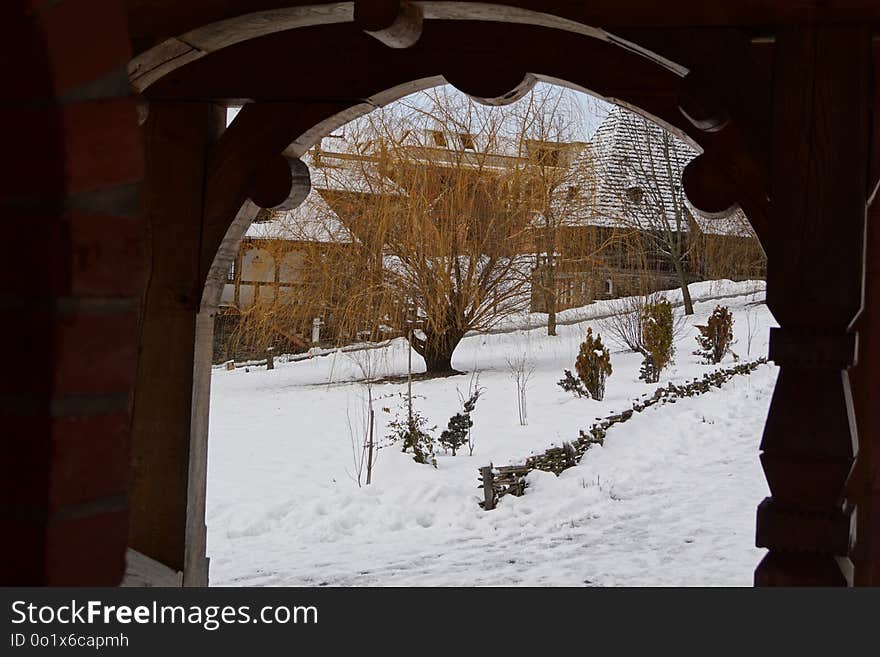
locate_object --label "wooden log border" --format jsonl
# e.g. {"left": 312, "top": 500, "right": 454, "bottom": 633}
{"left": 479, "top": 357, "right": 769, "bottom": 509}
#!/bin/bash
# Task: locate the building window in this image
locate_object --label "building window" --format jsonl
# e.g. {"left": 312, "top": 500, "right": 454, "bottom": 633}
{"left": 457, "top": 132, "right": 475, "bottom": 150}
{"left": 530, "top": 146, "right": 559, "bottom": 167}
{"left": 605, "top": 278, "right": 614, "bottom": 296}
{"left": 626, "top": 186, "right": 644, "bottom": 205}
{"left": 430, "top": 130, "right": 447, "bottom": 147}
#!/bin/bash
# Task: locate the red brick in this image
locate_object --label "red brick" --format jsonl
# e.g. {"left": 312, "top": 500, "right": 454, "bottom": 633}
{"left": 62, "top": 99, "right": 145, "bottom": 194}
{"left": 1, "top": 208, "right": 146, "bottom": 297}
{"left": 48, "top": 412, "right": 131, "bottom": 510}
{"left": 45, "top": 508, "right": 128, "bottom": 585}
{"left": 55, "top": 310, "right": 141, "bottom": 395}
{"left": 0, "top": 309, "right": 140, "bottom": 395}
{"left": 65, "top": 210, "right": 146, "bottom": 296}
{"left": 34, "top": 0, "right": 132, "bottom": 98}
{"left": 0, "top": 98, "right": 143, "bottom": 199}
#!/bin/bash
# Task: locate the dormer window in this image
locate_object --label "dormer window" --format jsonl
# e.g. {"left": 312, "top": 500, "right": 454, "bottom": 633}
{"left": 626, "top": 186, "right": 644, "bottom": 204}
{"left": 457, "top": 132, "right": 475, "bottom": 150}
{"left": 534, "top": 146, "right": 559, "bottom": 166}
{"left": 430, "top": 130, "right": 447, "bottom": 147}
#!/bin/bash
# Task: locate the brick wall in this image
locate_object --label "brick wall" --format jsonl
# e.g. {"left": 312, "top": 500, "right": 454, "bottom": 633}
{"left": 0, "top": 0, "right": 143, "bottom": 585}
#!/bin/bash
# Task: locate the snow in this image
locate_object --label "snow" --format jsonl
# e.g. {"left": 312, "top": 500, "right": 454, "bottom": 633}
{"left": 489, "top": 278, "right": 764, "bottom": 332}
{"left": 206, "top": 282, "right": 776, "bottom": 586}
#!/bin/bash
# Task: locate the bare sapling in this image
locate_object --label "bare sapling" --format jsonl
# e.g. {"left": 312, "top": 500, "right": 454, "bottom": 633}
{"left": 745, "top": 307, "right": 759, "bottom": 359}
{"left": 507, "top": 355, "right": 535, "bottom": 426}
{"left": 345, "top": 402, "right": 368, "bottom": 487}
{"left": 346, "top": 348, "right": 386, "bottom": 484}
{"left": 460, "top": 371, "right": 485, "bottom": 456}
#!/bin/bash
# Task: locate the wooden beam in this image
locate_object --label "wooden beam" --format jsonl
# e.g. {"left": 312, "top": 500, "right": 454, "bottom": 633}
{"left": 125, "top": 1, "right": 880, "bottom": 48}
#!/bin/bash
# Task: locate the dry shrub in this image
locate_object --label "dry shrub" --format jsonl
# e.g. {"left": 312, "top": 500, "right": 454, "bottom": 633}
{"left": 575, "top": 327, "right": 612, "bottom": 400}
{"left": 694, "top": 304, "right": 735, "bottom": 364}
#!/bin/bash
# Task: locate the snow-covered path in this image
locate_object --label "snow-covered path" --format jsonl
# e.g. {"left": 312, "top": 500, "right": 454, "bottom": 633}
{"left": 206, "top": 281, "right": 775, "bottom": 586}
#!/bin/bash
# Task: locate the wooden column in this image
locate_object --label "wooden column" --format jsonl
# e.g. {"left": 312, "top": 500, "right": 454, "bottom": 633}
{"left": 848, "top": 43, "right": 880, "bottom": 587}
{"left": 129, "top": 101, "right": 224, "bottom": 585}
{"left": 850, "top": 198, "right": 880, "bottom": 585}
{"left": 755, "top": 27, "right": 871, "bottom": 585}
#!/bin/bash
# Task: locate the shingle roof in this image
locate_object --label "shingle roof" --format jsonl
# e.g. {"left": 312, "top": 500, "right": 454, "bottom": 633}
{"left": 565, "top": 106, "right": 755, "bottom": 238}
{"left": 245, "top": 189, "right": 352, "bottom": 243}
{"left": 257, "top": 107, "right": 757, "bottom": 244}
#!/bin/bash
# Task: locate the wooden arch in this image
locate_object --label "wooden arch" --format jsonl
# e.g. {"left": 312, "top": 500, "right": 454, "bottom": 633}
{"left": 141, "top": 16, "right": 772, "bottom": 296}
{"left": 124, "top": 1, "right": 876, "bottom": 587}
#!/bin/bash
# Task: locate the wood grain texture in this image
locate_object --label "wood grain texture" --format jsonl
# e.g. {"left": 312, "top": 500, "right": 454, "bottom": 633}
{"left": 756, "top": 25, "right": 871, "bottom": 586}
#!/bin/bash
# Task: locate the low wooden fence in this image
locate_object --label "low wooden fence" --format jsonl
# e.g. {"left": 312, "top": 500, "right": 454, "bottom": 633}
{"left": 479, "top": 357, "right": 768, "bottom": 510}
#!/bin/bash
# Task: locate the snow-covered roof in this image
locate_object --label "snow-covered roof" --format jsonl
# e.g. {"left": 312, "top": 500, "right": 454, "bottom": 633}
{"left": 552, "top": 107, "right": 755, "bottom": 238}
{"left": 252, "top": 107, "right": 756, "bottom": 246}
{"left": 245, "top": 190, "right": 353, "bottom": 243}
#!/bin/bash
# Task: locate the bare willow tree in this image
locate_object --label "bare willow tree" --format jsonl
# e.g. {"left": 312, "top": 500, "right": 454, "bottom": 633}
{"left": 509, "top": 87, "right": 598, "bottom": 335}
{"left": 221, "top": 198, "right": 365, "bottom": 357}
{"left": 595, "top": 108, "right": 699, "bottom": 315}
{"left": 308, "top": 88, "right": 541, "bottom": 373}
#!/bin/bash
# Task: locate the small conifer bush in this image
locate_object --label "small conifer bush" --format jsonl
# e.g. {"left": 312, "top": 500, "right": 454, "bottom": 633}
{"left": 640, "top": 298, "right": 675, "bottom": 383}
{"left": 694, "top": 304, "right": 735, "bottom": 364}
{"left": 574, "top": 327, "right": 612, "bottom": 401}
{"left": 440, "top": 389, "right": 481, "bottom": 456}
{"left": 639, "top": 353, "right": 659, "bottom": 384}
{"left": 557, "top": 369, "right": 588, "bottom": 397}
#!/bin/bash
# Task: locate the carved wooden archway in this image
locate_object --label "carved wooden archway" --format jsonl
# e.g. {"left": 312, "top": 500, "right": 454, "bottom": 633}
{"left": 6, "top": 0, "right": 878, "bottom": 586}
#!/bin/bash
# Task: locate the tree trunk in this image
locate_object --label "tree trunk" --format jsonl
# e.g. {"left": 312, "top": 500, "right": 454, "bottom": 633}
{"left": 544, "top": 217, "right": 558, "bottom": 336}
{"left": 673, "top": 259, "right": 694, "bottom": 315}
{"left": 410, "top": 330, "right": 462, "bottom": 374}
{"left": 546, "top": 283, "right": 557, "bottom": 336}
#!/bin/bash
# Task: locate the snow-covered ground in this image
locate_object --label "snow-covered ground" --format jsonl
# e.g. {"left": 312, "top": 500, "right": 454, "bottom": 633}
{"left": 206, "top": 281, "right": 777, "bottom": 586}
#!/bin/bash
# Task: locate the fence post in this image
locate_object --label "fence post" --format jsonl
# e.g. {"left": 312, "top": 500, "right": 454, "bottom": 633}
{"left": 266, "top": 346, "right": 274, "bottom": 370}
{"left": 225, "top": 360, "right": 235, "bottom": 371}
{"left": 480, "top": 465, "right": 495, "bottom": 511}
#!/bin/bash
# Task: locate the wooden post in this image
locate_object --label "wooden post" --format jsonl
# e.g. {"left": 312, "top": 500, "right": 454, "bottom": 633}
{"left": 129, "top": 101, "right": 225, "bottom": 584}
{"left": 407, "top": 325, "right": 413, "bottom": 428}
{"left": 225, "top": 360, "right": 235, "bottom": 371}
{"left": 266, "top": 346, "right": 274, "bottom": 370}
{"left": 480, "top": 465, "right": 496, "bottom": 510}
{"left": 754, "top": 26, "right": 870, "bottom": 586}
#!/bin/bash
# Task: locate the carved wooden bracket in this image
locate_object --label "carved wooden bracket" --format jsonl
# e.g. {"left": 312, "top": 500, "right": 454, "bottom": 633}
{"left": 677, "top": 71, "right": 730, "bottom": 133}
{"left": 355, "top": 0, "right": 423, "bottom": 49}
{"left": 444, "top": 70, "right": 537, "bottom": 107}
{"left": 681, "top": 154, "right": 739, "bottom": 219}
{"left": 247, "top": 155, "right": 311, "bottom": 210}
